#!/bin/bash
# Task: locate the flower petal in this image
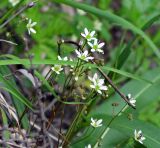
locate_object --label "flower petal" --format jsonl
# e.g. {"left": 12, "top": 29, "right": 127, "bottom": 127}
{"left": 84, "top": 28, "right": 89, "bottom": 35}
{"left": 90, "top": 31, "right": 95, "bottom": 37}
{"left": 98, "top": 42, "right": 105, "bottom": 48}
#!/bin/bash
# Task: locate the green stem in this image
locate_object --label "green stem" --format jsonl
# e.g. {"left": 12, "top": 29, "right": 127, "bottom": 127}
{"left": 72, "top": 128, "right": 95, "bottom": 145}
{"left": 93, "top": 104, "right": 128, "bottom": 148}
{"left": 62, "top": 105, "right": 86, "bottom": 147}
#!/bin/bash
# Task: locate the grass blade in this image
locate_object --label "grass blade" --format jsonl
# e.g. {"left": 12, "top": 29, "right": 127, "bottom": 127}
{"left": 52, "top": 0, "right": 160, "bottom": 59}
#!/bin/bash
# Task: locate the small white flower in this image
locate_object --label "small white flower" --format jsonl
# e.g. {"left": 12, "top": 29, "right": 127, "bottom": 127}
{"left": 94, "top": 20, "right": 102, "bottom": 31}
{"left": 81, "top": 28, "right": 96, "bottom": 41}
{"left": 75, "top": 76, "right": 79, "bottom": 81}
{"left": 51, "top": 65, "right": 63, "bottom": 75}
{"left": 134, "top": 130, "right": 146, "bottom": 144}
{"left": 9, "top": 0, "right": 20, "bottom": 6}
{"left": 85, "top": 144, "right": 91, "bottom": 148}
{"left": 88, "top": 39, "right": 105, "bottom": 54}
{"left": 127, "top": 94, "right": 136, "bottom": 107}
{"left": 58, "top": 55, "right": 68, "bottom": 61}
{"left": 90, "top": 118, "right": 103, "bottom": 128}
{"left": 26, "top": 19, "right": 37, "bottom": 35}
{"left": 69, "top": 58, "right": 74, "bottom": 71}
{"left": 88, "top": 73, "right": 107, "bottom": 94}
{"left": 75, "top": 50, "right": 94, "bottom": 62}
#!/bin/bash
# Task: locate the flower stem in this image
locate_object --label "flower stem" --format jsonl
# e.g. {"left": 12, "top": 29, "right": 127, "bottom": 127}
{"left": 93, "top": 104, "right": 128, "bottom": 148}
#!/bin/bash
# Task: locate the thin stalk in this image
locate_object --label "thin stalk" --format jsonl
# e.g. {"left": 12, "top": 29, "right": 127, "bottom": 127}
{"left": 62, "top": 105, "right": 86, "bottom": 147}
{"left": 0, "top": 1, "right": 36, "bottom": 29}
{"left": 93, "top": 104, "right": 128, "bottom": 148}
{"left": 72, "top": 128, "right": 95, "bottom": 145}
{"left": 95, "top": 63, "right": 135, "bottom": 109}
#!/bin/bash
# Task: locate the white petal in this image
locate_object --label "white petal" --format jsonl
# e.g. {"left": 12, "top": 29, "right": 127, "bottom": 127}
{"left": 90, "top": 85, "right": 95, "bottom": 89}
{"left": 31, "top": 22, "right": 37, "bottom": 27}
{"left": 128, "top": 94, "right": 131, "bottom": 99}
{"left": 93, "top": 39, "right": 98, "bottom": 45}
{"left": 141, "top": 137, "right": 146, "bottom": 140}
{"left": 75, "top": 50, "right": 80, "bottom": 56}
{"left": 64, "top": 57, "right": 68, "bottom": 61}
{"left": 91, "top": 48, "right": 96, "bottom": 52}
{"left": 134, "top": 129, "right": 137, "bottom": 137}
{"left": 88, "top": 76, "right": 93, "bottom": 81}
{"left": 91, "top": 118, "right": 94, "bottom": 123}
{"left": 97, "top": 49, "right": 104, "bottom": 53}
{"left": 83, "top": 50, "right": 88, "bottom": 56}
{"left": 96, "top": 119, "right": 102, "bottom": 125}
{"left": 90, "top": 31, "right": 95, "bottom": 37}
{"left": 81, "top": 33, "right": 86, "bottom": 37}
{"left": 98, "top": 42, "right": 105, "bottom": 48}
{"left": 87, "top": 56, "right": 94, "bottom": 60}
{"left": 84, "top": 28, "right": 89, "bottom": 35}
{"left": 58, "top": 56, "right": 62, "bottom": 60}
{"left": 93, "top": 73, "right": 98, "bottom": 80}
{"left": 30, "top": 28, "right": 36, "bottom": 34}
{"left": 100, "top": 86, "right": 108, "bottom": 90}
{"left": 88, "top": 42, "right": 93, "bottom": 48}
{"left": 29, "top": 19, "right": 32, "bottom": 24}
{"left": 97, "top": 90, "right": 102, "bottom": 94}
{"left": 138, "top": 130, "right": 142, "bottom": 135}
{"left": 98, "top": 79, "right": 104, "bottom": 85}
{"left": 28, "top": 29, "right": 31, "bottom": 35}
{"left": 139, "top": 140, "right": 143, "bottom": 144}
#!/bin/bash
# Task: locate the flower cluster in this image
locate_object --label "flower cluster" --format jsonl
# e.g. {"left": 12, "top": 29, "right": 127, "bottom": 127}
{"left": 88, "top": 73, "right": 108, "bottom": 94}
{"left": 134, "top": 129, "right": 146, "bottom": 144}
{"left": 26, "top": 19, "right": 37, "bottom": 35}
{"left": 90, "top": 117, "right": 103, "bottom": 128}
{"left": 81, "top": 28, "right": 105, "bottom": 54}
{"left": 75, "top": 50, "right": 94, "bottom": 62}
{"left": 51, "top": 65, "right": 63, "bottom": 75}
{"left": 127, "top": 94, "right": 136, "bottom": 107}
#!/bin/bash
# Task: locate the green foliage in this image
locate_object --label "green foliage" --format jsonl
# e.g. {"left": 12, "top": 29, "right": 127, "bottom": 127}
{"left": 0, "top": 0, "right": 160, "bottom": 147}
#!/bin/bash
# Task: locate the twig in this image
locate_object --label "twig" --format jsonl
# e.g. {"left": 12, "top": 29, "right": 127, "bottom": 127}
{"left": 95, "top": 63, "right": 136, "bottom": 109}
{"left": 0, "top": 1, "right": 36, "bottom": 29}
{"left": 0, "top": 39, "right": 17, "bottom": 45}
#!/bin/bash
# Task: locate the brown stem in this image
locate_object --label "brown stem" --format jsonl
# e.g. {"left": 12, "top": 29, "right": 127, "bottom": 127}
{"left": 95, "top": 64, "right": 135, "bottom": 109}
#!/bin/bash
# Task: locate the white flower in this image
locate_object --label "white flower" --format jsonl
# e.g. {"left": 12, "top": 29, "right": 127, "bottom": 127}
{"left": 88, "top": 73, "right": 107, "bottom": 94}
{"left": 75, "top": 50, "right": 94, "bottom": 62}
{"left": 58, "top": 56, "right": 68, "bottom": 61}
{"left": 51, "top": 65, "right": 63, "bottom": 75}
{"left": 85, "top": 144, "right": 91, "bottom": 148}
{"left": 134, "top": 130, "right": 146, "bottom": 144}
{"left": 127, "top": 94, "right": 136, "bottom": 107}
{"left": 88, "top": 39, "right": 105, "bottom": 54}
{"left": 81, "top": 28, "right": 96, "bottom": 41}
{"left": 75, "top": 76, "right": 79, "bottom": 81}
{"left": 9, "top": 0, "right": 20, "bottom": 6}
{"left": 94, "top": 20, "right": 102, "bottom": 31}
{"left": 26, "top": 19, "right": 37, "bottom": 35}
{"left": 90, "top": 118, "right": 103, "bottom": 128}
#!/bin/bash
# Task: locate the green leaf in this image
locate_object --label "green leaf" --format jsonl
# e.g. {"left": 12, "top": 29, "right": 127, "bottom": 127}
{"left": 1, "top": 108, "right": 10, "bottom": 144}
{"left": 0, "top": 73, "right": 33, "bottom": 110}
{"left": 0, "top": 55, "right": 152, "bottom": 83}
{"left": 52, "top": 0, "right": 160, "bottom": 59}
{"left": 91, "top": 67, "right": 160, "bottom": 117}
{"left": 0, "top": 0, "right": 26, "bottom": 29}
{"left": 115, "top": 14, "right": 160, "bottom": 71}
{"left": 110, "top": 115, "right": 160, "bottom": 148}
{"left": 0, "top": 66, "right": 30, "bottom": 129}
{"left": 73, "top": 68, "right": 160, "bottom": 147}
